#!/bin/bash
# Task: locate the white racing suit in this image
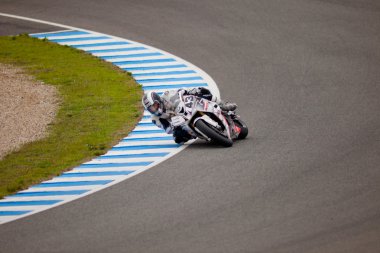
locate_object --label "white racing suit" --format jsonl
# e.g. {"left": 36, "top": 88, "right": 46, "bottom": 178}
{"left": 151, "top": 87, "right": 236, "bottom": 144}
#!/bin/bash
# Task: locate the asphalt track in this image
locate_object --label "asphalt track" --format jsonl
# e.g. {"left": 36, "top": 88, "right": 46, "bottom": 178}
{"left": 0, "top": 1, "right": 380, "bottom": 252}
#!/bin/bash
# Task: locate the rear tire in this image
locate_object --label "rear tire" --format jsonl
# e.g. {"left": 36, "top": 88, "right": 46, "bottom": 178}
{"left": 195, "top": 119, "right": 233, "bottom": 147}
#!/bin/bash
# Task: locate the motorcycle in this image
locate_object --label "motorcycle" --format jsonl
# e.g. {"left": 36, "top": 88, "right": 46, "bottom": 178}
{"left": 171, "top": 94, "right": 248, "bottom": 147}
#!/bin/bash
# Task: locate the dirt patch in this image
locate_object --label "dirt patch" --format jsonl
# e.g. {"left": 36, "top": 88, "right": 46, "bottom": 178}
{"left": 0, "top": 63, "right": 59, "bottom": 160}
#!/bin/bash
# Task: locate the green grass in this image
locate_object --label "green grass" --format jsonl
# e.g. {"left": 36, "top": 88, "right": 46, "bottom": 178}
{"left": 0, "top": 34, "right": 143, "bottom": 198}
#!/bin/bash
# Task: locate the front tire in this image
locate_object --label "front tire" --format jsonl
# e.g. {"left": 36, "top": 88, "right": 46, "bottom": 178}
{"left": 194, "top": 119, "right": 233, "bottom": 147}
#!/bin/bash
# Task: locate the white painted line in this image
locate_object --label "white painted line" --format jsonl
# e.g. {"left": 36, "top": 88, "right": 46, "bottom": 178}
{"left": 4, "top": 196, "right": 78, "bottom": 201}
{"left": 116, "top": 61, "right": 180, "bottom": 69}
{"left": 140, "top": 118, "right": 154, "bottom": 123}
{"left": 61, "top": 167, "right": 144, "bottom": 173}
{"left": 105, "top": 148, "right": 181, "bottom": 154}
{"left": 44, "top": 176, "right": 134, "bottom": 182}
{"left": 124, "top": 133, "right": 171, "bottom": 138}
{"left": 92, "top": 49, "right": 157, "bottom": 57}
{"left": 17, "top": 186, "right": 101, "bottom": 192}
{"left": 0, "top": 206, "right": 48, "bottom": 211}
{"left": 132, "top": 125, "right": 164, "bottom": 130}
{"left": 105, "top": 56, "right": 170, "bottom": 63}
{"left": 130, "top": 67, "right": 193, "bottom": 75}
{"left": 39, "top": 33, "right": 103, "bottom": 40}
{"left": 56, "top": 38, "right": 119, "bottom": 46}
{"left": 135, "top": 73, "right": 201, "bottom": 79}
{"left": 138, "top": 80, "right": 205, "bottom": 87}
{"left": 91, "top": 157, "right": 157, "bottom": 163}
{"left": 113, "top": 140, "right": 176, "bottom": 147}
{"left": 76, "top": 44, "right": 144, "bottom": 51}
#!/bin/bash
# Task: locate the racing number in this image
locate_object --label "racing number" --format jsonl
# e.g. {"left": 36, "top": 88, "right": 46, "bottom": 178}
{"left": 184, "top": 96, "right": 194, "bottom": 108}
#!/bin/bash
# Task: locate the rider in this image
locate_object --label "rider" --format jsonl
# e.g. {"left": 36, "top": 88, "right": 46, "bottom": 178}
{"left": 142, "top": 87, "right": 237, "bottom": 144}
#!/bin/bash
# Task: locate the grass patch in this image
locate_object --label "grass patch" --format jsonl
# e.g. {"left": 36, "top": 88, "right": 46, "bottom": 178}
{"left": 0, "top": 34, "right": 143, "bottom": 198}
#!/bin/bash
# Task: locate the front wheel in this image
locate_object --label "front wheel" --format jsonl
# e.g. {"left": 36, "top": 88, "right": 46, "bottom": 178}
{"left": 194, "top": 119, "right": 233, "bottom": 147}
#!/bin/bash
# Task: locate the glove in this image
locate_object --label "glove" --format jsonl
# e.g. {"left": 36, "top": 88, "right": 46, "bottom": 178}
{"left": 177, "top": 89, "right": 187, "bottom": 96}
{"left": 175, "top": 101, "right": 185, "bottom": 114}
{"left": 219, "top": 101, "right": 237, "bottom": 111}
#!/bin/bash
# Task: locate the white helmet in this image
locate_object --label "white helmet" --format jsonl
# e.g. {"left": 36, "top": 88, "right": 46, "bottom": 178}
{"left": 142, "top": 91, "right": 164, "bottom": 116}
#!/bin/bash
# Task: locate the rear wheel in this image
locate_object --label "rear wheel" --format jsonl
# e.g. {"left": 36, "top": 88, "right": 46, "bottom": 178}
{"left": 194, "top": 119, "right": 233, "bottom": 147}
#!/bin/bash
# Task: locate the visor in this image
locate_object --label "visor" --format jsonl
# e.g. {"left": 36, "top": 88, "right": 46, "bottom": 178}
{"left": 148, "top": 101, "right": 160, "bottom": 114}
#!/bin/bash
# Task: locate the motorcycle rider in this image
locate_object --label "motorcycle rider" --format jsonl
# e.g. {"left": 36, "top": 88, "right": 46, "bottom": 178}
{"left": 142, "top": 87, "right": 237, "bottom": 144}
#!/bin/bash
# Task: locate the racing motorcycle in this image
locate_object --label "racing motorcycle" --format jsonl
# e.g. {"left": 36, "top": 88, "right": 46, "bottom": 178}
{"left": 171, "top": 94, "right": 248, "bottom": 147}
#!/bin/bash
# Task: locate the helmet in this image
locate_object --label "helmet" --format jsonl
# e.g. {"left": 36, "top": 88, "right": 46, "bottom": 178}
{"left": 142, "top": 91, "right": 164, "bottom": 116}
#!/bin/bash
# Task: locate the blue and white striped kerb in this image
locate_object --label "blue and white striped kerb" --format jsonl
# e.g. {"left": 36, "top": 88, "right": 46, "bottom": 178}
{"left": 0, "top": 29, "right": 219, "bottom": 224}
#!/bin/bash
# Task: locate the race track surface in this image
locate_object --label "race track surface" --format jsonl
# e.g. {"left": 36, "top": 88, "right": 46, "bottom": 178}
{"left": 0, "top": 1, "right": 379, "bottom": 252}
